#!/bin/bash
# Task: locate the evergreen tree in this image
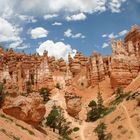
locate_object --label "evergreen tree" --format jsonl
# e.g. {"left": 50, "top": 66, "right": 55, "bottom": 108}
{"left": 94, "top": 122, "right": 112, "bottom": 140}
{"left": 88, "top": 100, "right": 97, "bottom": 109}
{"left": 97, "top": 92, "right": 104, "bottom": 110}
{"left": 45, "top": 105, "right": 72, "bottom": 139}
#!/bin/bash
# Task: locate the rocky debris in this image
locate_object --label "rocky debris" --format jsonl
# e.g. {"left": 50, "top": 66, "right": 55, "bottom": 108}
{"left": 2, "top": 92, "right": 46, "bottom": 126}
{"left": 64, "top": 87, "right": 82, "bottom": 117}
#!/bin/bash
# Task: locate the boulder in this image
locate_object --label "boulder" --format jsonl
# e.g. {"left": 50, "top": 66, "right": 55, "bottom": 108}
{"left": 2, "top": 92, "right": 46, "bottom": 126}
{"left": 65, "top": 87, "right": 82, "bottom": 118}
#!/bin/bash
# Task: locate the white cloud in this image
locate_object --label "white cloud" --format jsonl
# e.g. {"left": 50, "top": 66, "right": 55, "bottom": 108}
{"left": 30, "top": 27, "right": 48, "bottom": 39}
{"left": 102, "top": 34, "right": 107, "bottom": 37}
{"left": 52, "top": 22, "right": 62, "bottom": 26}
{"left": 102, "top": 29, "right": 128, "bottom": 39}
{"left": 0, "top": 17, "right": 21, "bottom": 42}
{"left": 108, "top": 33, "right": 118, "bottom": 39}
{"left": 109, "top": 0, "right": 127, "bottom": 13}
{"left": 2, "top": 5, "right": 13, "bottom": 19}
{"left": 102, "top": 42, "right": 109, "bottom": 48}
{"left": 16, "top": 0, "right": 106, "bottom": 14}
{"left": 66, "top": 13, "right": 87, "bottom": 21}
{"left": 43, "top": 14, "right": 58, "bottom": 20}
{"left": 16, "top": 44, "right": 30, "bottom": 50}
{"left": 118, "top": 29, "right": 128, "bottom": 36}
{"left": 64, "top": 29, "right": 85, "bottom": 39}
{"left": 0, "top": 17, "right": 23, "bottom": 48}
{"left": 0, "top": 0, "right": 127, "bottom": 19}
{"left": 9, "top": 40, "right": 23, "bottom": 49}
{"left": 36, "top": 40, "right": 77, "bottom": 61}
{"left": 17, "top": 14, "right": 37, "bottom": 23}
{"left": 64, "top": 29, "right": 72, "bottom": 38}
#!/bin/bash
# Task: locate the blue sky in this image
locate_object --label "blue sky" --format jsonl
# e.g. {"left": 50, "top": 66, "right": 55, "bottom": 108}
{"left": 0, "top": 0, "right": 140, "bottom": 60}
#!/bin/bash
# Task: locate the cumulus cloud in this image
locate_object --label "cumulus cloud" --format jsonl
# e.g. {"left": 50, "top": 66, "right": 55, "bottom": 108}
{"left": 111, "top": 0, "right": 127, "bottom": 13}
{"left": 109, "top": 0, "right": 127, "bottom": 13}
{"left": 66, "top": 13, "right": 87, "bottom": 21}
{"left": 30, "top": 27, "right": 48, "bottom": 39}
{"left": 52, "top": 22, "right": 62, "bottom": 26}
{"left": 0, "top": 17, "right": 23, "bottom": 48}
{"left": 64, "top": 29, "right": 85, "bottom": 39}
{"left": 0, "top": 0, "right": 127, "bottom": 19}
{"left": 0, "top": 17, "right": 21, "bottom": 42}
{"left": 64, "top": 29, "right": 72, "bottom": 38}
{"left": 43, "top": 14, "right": 58, "bottom": 20}
{"left": 36, "top": 40, "right": 77, "bottom": 61}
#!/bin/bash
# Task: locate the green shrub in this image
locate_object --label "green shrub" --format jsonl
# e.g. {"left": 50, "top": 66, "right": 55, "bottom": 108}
{"left": 88, "top": 100, "right": 97, "bottom": 108}
{"left": 94, "top": 122, "right": 112, "bottom": 140}
{"left": 109, "top": 87, "right": 130, "bottom": 106}
{"left": 73, "top": 127, "right": 80, "bottom": 132}
{"left": 39, "top": 88, "right": 51, "bottom": 103}
{"left": 55, "top": 83, "right": 61, "bottom": 90}
{"left": 87, "top": 99, "right": 115, "bottom": 122}
{"left": 102, "top": 107, "right": 116, "bottom": 116}
{"left": 87, "top": 109, "right": 100, "bottom": 122}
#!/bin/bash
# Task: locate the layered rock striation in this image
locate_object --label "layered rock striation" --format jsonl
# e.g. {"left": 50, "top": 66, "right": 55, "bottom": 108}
{"left": 0, "top": 25, "right": 140, "bottom": 91}
{"left": 2, "top": 92, "right": 46, "bottom": 125}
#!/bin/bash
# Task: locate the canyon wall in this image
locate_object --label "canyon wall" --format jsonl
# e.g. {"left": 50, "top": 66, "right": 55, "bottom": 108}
{"left": 0, "top": 25, "right": 140, "bottom": 92}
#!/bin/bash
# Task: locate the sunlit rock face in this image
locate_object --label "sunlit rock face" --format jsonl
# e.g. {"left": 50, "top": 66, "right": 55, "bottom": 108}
{"left": 2, "top": 92, "right": 46, "bottom": 126}
{"left": 0, "top": 25, "right": 140, "bottom": 93}
{"left": 110, "top": 26, "right": 140, "bottom": 88}
{"left": 86, "top": 52, "right": 106, "bottom": 87}
{"left": 87, "top": 25, "right": 140, "bottom": 88}
{"left": 64, "top": 86, "right": 82, "bottom": 118}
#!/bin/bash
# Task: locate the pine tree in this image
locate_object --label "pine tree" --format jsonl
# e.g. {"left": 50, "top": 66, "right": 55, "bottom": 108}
{"left": 97, "top": 92, "right": 104, "bottom": 110}
{"left": 45, "top": 105, "right": 72, "bottom": 139}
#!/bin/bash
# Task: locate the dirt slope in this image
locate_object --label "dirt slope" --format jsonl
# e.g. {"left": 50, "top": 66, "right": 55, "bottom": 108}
{"left": 0, "top": 111, "right": 59, "bottom": 140}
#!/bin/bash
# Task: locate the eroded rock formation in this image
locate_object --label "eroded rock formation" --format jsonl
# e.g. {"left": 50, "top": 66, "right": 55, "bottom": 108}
{"left": 65, "top": 86, "right": 82, "bottom": 117}
{"left": 87, "top": 25, "right": 140, "bottom": 88}
{"left": 0, "top": 25, "right": 140, "bottom": 92}
{"left": 2, "top": 92, "right": 46, "bottom": 125}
